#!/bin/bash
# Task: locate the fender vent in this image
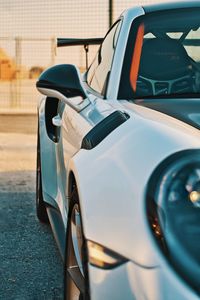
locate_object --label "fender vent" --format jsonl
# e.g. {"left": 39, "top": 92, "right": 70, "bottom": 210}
{"left": 81, "top": 110, "right": 129, "bottom": 150}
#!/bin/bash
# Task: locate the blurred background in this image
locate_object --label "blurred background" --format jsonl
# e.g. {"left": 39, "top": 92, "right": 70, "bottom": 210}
{"left": 0, "top": 0, "right": 180, "bottom": 113}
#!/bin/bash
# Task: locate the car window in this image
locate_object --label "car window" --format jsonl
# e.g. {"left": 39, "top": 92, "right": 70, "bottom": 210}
{"left": 87, "top": 20, "right": 121, "bottom": 96}
{"left": 118, "top": 8, "right": 200, "bottom": 100}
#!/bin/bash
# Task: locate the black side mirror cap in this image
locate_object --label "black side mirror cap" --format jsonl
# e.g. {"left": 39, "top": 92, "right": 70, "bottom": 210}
{"left": 36, "top": 64, "right": 87, "bottom": 99}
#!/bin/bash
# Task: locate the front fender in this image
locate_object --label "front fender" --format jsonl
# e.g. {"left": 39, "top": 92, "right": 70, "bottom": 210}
{"left": 68, "top": 114, "right": 200, "bottom": 268}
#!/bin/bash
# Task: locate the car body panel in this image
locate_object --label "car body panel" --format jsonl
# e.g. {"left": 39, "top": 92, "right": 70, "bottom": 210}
{"left": 39, "top": 94, "right": 118, "bottom": 225}
{"left": 37, "top": 2, "right": 200, "bottom": 298}
{"left": 70, "top": 103, "right": 200, "bottom": 268}
{"left": 88, "top": 261, "right": 199, "bottom": 300}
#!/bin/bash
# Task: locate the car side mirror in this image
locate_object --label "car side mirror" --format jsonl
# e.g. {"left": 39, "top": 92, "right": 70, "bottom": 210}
{"left": 36, "top": 64, "right": 90, "bottom": 112}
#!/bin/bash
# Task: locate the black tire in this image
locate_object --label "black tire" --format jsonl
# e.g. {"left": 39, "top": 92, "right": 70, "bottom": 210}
{"left": 64, "top": 187, "right": 89, "bottom": 300}
{"left": 36, "top": 127, "right": 49, "bottom": 223}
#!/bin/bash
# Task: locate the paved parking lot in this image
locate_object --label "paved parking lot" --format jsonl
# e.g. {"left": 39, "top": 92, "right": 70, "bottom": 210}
{"left": 0, "top": 127, "right": 63, "bottom": 299}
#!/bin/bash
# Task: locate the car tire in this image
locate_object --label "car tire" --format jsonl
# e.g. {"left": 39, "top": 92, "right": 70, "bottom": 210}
{"left": 36, "top": 127, "right": 49, "bottom": 223}
{"left": 64, "top": 186, "right": 89, "bottom": 300}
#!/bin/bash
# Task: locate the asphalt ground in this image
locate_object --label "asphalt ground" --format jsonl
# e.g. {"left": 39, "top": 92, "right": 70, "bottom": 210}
{"left": 0, "top": 116, "right": 63, "bottom": 299}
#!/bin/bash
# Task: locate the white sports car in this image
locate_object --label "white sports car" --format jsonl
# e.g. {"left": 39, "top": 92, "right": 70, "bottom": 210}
{"left": 36, "top": 2, "right": 200, "bottom": 299}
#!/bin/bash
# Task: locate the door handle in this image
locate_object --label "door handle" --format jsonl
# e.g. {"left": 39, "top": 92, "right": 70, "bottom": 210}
{"left": 52, "top": 114, "right": 62, "bottom": 127}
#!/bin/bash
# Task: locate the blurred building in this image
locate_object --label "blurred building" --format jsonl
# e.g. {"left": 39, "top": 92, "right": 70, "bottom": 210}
{"left": 29, "top": 66, "right": 44, "bottom": 79}
{"left": 0, "top": 48, "right": 16, "bottom": 80}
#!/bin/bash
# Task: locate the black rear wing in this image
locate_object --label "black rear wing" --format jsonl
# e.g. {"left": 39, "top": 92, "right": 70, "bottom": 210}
{"left": 57, "top": 38, "right": 103, "bottom": 47}
{"left": 57, "top": 38, "right": 103, "bottom": 68}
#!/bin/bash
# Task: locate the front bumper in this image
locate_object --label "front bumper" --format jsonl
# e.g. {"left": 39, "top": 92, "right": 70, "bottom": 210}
{"left": 88, "top": 260, "right": 199, "bottom": 300}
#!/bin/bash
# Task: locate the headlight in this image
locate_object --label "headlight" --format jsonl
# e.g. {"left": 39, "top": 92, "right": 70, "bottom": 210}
{"left": 146, "top": 150, "right": 200, "bottom": 292}
{"left": 87, "top": 240, "right": 127, "bottom": 269}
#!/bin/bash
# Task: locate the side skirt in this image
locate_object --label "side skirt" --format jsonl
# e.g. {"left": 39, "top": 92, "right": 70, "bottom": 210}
{"left": 46, "top": 205, "right": 66, "bottom": 261}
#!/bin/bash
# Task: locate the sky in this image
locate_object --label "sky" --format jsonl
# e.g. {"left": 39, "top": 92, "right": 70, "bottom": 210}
{"left": 0, "top": 0, "right": 182, "bottom": 68}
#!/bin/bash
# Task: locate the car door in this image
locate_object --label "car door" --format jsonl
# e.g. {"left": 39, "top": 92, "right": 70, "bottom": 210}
{"left": 55, "top": 20, "right": 122, "bottom": 224}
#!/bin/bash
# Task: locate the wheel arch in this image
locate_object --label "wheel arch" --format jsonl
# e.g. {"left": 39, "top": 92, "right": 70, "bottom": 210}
{"left": 67, "top": 167, "right": 87, "bottom": 235}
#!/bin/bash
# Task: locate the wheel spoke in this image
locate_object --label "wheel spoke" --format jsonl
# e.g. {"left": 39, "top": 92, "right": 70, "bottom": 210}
{"left": 67, "top": 266, "right": 85, "bottom": 294}
{"left": 66, "top": 203, "right": 86, "bottom": 299}
{"left": 71, "top": 206, "right": 84, "bottom": 275}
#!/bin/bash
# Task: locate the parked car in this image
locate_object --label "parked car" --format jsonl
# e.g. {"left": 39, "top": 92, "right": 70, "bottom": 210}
{"left": 36, "top": 1, "right": 200, "bottom": 299}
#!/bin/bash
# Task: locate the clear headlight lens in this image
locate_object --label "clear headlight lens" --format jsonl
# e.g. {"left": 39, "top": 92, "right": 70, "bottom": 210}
{"left": 87, "top": 240, "right": 127, "bottom": 269}
{"left": 189, "top": 190, "right": 200, "bottom": 205}
{"left": 146, "top": 150, "right": 200, "bottom": 292}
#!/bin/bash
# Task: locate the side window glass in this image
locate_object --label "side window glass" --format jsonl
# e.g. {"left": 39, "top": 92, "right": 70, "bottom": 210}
{"left": 87, "top": 53, "right": 98, "bottom": 86}
{"left": 87, "top": 21, "right": 121, "bottom": 95}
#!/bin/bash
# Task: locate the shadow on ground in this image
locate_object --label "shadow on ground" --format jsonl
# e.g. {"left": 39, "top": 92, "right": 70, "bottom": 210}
{"left": 0, "top": 171, "right": 63, "bottom": 300}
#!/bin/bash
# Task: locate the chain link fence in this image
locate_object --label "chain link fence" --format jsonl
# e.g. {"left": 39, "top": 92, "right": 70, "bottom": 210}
{"left": 0, "top": 0, "right": 179, "bottom": 112}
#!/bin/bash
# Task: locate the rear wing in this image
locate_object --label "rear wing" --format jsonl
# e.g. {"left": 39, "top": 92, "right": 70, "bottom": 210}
{"left": 57, "top": 38, "right": 103, "bottom": 68}
{"left": 57, "top": 38, "right": 103, "bottom": 47}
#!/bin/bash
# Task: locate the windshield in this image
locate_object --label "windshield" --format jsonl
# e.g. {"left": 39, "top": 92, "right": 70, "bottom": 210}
{"left": 119, "top": 9, "right": 200, "bottom": 100}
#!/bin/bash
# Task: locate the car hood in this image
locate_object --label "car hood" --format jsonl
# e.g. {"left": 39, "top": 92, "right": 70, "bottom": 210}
{"left": 133, "top": 98, "right": 200, "bottom": 130}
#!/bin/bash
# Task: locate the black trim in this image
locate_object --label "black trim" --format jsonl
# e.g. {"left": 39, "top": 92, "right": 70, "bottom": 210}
{"left": 183, "top": 39, "right": 200, "bottom": 47}
{"left": 46, "top": 206, "right": 66, "bottom": 261}
{"left": 45, "top": 97, "right": 59, "bottom": 142}
{"left": 57, "top": 38, "right": 103, "bottom": 48}
{"left": 81, "top": 111, "right": 129, "bottom": 150}
{"left": 36, "top": 64, "right": 87, "bottom": 99}
{"left": 134, "top": 98, "right": 200, "bottom": 131}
